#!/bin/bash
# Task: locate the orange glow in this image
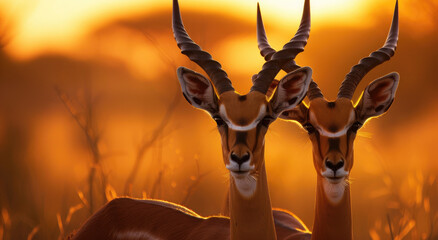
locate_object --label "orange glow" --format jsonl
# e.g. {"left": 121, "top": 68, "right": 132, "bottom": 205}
{"left": 1, "top": 0, "right": 437, "bottom": 239}
{"left": 1, "top": 0, "right": 390, "bottom": 60}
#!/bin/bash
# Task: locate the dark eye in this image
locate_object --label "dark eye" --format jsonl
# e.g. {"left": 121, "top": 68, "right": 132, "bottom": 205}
{"left": 213, "top": 116, "right": 225, "bottom": 127}
{"left": 261, "top": 116, "right": 275, "bottom": 127}
{"left": 303, "top": 123, "right": 315, "bottom": 134}
{"left": 349, "top": 122, "right": 362, "bottom": 133}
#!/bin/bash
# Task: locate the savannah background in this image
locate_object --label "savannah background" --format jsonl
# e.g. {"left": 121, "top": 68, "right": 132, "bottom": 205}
{"left": 0, "top": 0, "right": 437, "bottom": 239}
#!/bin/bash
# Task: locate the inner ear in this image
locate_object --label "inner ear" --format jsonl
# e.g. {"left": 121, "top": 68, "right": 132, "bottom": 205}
{"left": 269, "top": 67, "right": 312, "bottom": 115}
{"left": 266, "top": 79, "right": 280, "bottom": 99}
{"left": 355, "top": 72, "right": 399, "bottom": 121}
{"left": 177, "top": 67, "right": 218, "bottom": 113}
{"left": 280, "top": 102, "right": 309, "bottom": 124}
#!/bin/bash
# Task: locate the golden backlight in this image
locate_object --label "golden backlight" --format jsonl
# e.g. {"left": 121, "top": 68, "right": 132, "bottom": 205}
{"left": 2, "top": 0, "right": 375, "bottom": 60}
{"left": 1, "top": 0, "right": 437, "bottom": 239}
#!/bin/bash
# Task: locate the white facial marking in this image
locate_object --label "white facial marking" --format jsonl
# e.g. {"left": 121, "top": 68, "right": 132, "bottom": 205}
{"left": 322, "top": 178, "right": 346, "bottom": 205}
{"left": 309, "top": 110, "right": 355, "bottom": 137}
{"left": 319, "top": 128, "right": 348, "bottom": 138}
{"left": 231, "top": 173, "right": 257, "bottom": 198}
{"left": 115, "top": 230, "right": 161, "bottom": 240}
{"left": 226, "top": 160, "right": 255, "bottom": 172}
{"left": 321, "top": 167, "right": 349, "bottom": 205}
{"left": 321, "top": 168, "right": 349, "bottom": 179}
{"left": 220, "top": 104, "right": 266, "bottom": 131}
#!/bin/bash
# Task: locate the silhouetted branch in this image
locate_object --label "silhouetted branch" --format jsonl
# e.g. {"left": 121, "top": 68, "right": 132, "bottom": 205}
{"left": 181, "top": 159, "right": 212, "bottom": 205}
{"left": 140, "top": 31, "right": 178, "bottom": 70}
{"left": 56, "top": 87, "right": 106, "bottom": 214}
{"left": 0, "top": 1, "right": 38, "bottom": 49}
{"left": 123, "top": 90, "right": 179, "bottom": 196}
{"left": 122, "top": 30, "right": 181, "bottom": 196}
{"left": 0, "top": 11, "right": 13, "bottom": 49}
{"left": 149, "top": 167, "right": 165, "bottom": 199}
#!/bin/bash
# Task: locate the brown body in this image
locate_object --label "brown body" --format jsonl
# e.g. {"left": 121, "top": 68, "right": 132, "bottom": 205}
{"left": 71, "top": 0, "right": 313, "bottom": 239}
{"left": 70, "top": 198, "right": 229, "bottom": 240}
{"left": 71, "top": 198, "right": 310, "bottom": 240}
{"left": 71, "top": 92, "right": 313, "bottom": 240}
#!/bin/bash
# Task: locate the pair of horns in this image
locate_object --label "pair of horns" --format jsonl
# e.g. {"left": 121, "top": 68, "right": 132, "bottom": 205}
{"left": 338, "top": 0, "right": 399, "bottom": 99}
{"left": 258, "top": 0, "right": 399, "bottom": 100}
{"left": 172, "top": 0, "right": 311, "bottom": 95}
{"left": 256, "top": 0, "right": 323, "bottom": 100}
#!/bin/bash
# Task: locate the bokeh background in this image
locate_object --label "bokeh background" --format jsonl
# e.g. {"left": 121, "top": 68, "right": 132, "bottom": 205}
{"left": 0, "top": 0, "right": 437, "bottom": 239}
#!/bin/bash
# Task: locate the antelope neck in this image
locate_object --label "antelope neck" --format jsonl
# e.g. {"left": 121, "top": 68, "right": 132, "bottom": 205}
{"left": 311, "top": 175, "right": 353, "bottom": 240}
{"left": 229, "top": 149, "right": 277, "bottom": 240}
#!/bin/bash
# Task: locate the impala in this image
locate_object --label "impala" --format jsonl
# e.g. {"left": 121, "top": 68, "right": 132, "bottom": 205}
{"left": 258, "top": 1, "right": 399, "bottom": 240}
{"left": 71, "top": 0, "right": 313, "bottom": 239}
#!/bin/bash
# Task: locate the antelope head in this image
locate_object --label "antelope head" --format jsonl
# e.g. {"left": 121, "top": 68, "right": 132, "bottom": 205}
{"left": 259, "top": 1, "right": 399, "bottom": 204}
{"left": 173, "top": 0, "right": 312, "bottom": 198}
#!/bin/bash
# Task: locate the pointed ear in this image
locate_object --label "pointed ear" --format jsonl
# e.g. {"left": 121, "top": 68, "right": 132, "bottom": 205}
{"left": 269, "top": 67, "right": 312, "bottom": 115}
{"left": 177, "top": 67, "right": 218, "bottom": 114}
{"left": 355, "top": 72, "right": 399, "bottom": 121}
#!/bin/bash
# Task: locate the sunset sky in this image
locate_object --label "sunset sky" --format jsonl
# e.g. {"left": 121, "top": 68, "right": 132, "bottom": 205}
{"left": 0, "top": 0, "right": 437, "bottom": 239}
{"left": 0, "top": 0, "right": 404, "bottom": 59}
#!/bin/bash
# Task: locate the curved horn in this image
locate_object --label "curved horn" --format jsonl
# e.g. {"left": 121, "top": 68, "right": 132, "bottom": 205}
{"left": 256, "top": 0, "right": 322, "bottom": 100}
{"left": 307, "top": 81, "right": 323, "bottom": 100}
{"left": 256, "top": 3, "right": 276, "bottom": 62}
{"left": 252, "top": 0, "right": 310, "bottom": 94}
{"left": 172, "top": 0, "right": 234, "bottom": 94}
{"left": 337, "top": 0, "right": 399, "bottom": 99}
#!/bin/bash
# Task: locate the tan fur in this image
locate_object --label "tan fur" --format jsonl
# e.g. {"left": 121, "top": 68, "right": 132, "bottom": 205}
{"left": 71, "top": 90, "right": 311, "bottom": 240}
{"left": 219, "top": 91, "right": 304, "bottom": 240}
{"left": 307, "top": 98, "right": 356, "bottom": 174}
{"left": 286, "top": 98, "right": 357, "bottom": 240}
{"left": 220, "top": 92, "right": 269, "bottom": 126}
{"left": 218, "top": 91, "right": 269, "bottom": 170}
{"left": 309, "top": 99, "right": 355, "bottom": 137}
{"left": 71, "top": 0, "right": 315, "bottom": 238}
{"left": 283, "top": 76, "right": 398, "bottom": 239}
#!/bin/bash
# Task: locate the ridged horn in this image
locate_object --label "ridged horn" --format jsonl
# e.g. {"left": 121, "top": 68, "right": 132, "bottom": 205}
{"left": 337, "top": 0, "right": 399, "bottom": 99}
{"left": 251, "top": 0, "right": 311, "bottom": 94}
{"left": 172, "top": 0, "right": 234, "bottom": 94}
{"left": 256, "top": 0, "right": 322, "bottom": 100}
{"left": 307, "top": 81, "right": 323, "bottom": 100}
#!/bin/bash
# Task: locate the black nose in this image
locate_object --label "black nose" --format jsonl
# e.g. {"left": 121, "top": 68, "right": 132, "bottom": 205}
{"left": 325, "top": 160, "right": 344, "bottom": 172}
{"left": 231, "top": 152, "right": 250, "bottom": 165}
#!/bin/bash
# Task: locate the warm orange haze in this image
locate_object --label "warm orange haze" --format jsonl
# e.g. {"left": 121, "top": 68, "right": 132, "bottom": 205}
{"left": 0, "top": 0, "right": 437, "bottom": 239}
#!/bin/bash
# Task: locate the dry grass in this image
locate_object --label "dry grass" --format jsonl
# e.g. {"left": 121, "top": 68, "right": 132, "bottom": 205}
{"left": 0, "top": 208, "right": 10, "bottom": 240}
{"left": 369, "top": 172, "right": 438, "bottom": 240}
{"left": 56, "top": 203, "right": 84, "bottom": 240}
{"left": 1, "top": 22, "right": 436, "bottom": 239}
{"left": 53, "top": 83, "right": 209, "bottom": 239}
{"left": 27, "top": 226, "right": 39, "bottom": 240}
